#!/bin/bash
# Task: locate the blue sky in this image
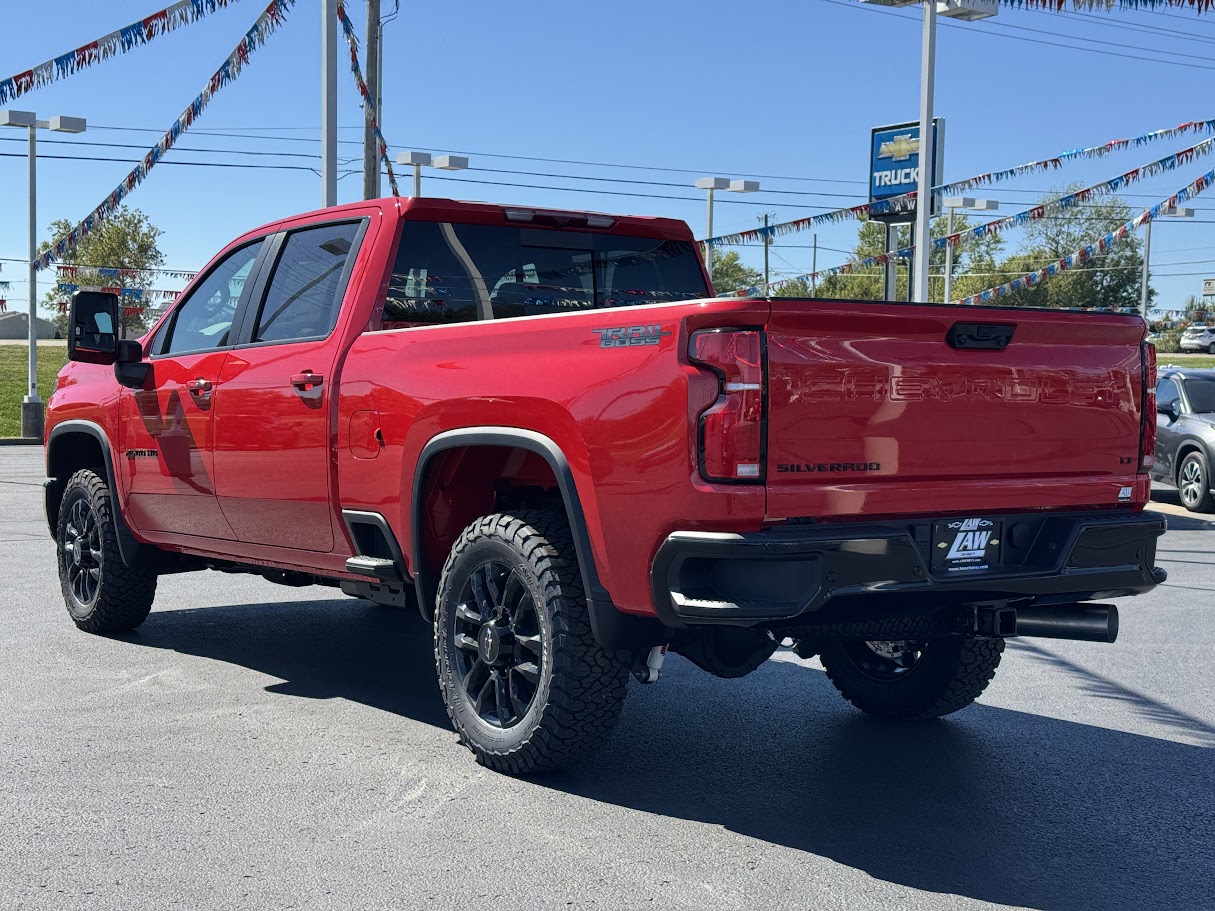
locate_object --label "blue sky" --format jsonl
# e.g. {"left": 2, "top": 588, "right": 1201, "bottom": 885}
{"left": 3, "top": 0, "right": 1215, "bottom": 316}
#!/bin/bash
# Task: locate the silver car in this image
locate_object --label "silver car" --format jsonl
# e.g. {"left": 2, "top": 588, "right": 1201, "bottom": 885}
{"left": 1179, "top": 325, "right": 1215, "bottom": 354}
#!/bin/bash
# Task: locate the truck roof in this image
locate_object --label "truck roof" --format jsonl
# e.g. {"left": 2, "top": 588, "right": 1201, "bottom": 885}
{"left": 245, "top": 196, "right": 696, "bottom": 243}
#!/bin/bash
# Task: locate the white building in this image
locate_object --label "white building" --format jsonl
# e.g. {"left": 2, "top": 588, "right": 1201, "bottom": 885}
{"left": 0, "top": 311, "right": 60, "bottom": 340}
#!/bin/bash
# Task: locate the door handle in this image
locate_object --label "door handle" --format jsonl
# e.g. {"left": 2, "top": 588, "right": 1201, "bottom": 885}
{"left": 185, "top": 378, "right": 213, "bottom": 396}
{"left": 290, "top": 372, "right": 325, "bottom": 390}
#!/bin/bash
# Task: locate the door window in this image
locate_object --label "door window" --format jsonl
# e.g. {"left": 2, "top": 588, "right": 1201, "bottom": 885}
{"left": 252, "top": 222, "right": 362, "bottom": 344}
{"left": 163, "top": 241, "right": 262, "bottom": 355}
{"left": 1157, "top": 378, "right": 1181, "bottom": 412}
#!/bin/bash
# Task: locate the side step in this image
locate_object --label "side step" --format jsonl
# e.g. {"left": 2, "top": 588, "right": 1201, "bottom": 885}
{"left": 345, "top": 555, "right": 402, "bottom": 581}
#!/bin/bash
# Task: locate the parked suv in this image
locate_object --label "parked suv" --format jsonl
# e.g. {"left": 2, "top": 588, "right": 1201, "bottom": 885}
{"left": 1152, "top": 367, "right": 1215, "bottom": 511}
{"left": 45, "top": 197, "right": 1166, "bottom": 774}
{"left": 1179, "top": 325, "right": 1215, "bottom": 354}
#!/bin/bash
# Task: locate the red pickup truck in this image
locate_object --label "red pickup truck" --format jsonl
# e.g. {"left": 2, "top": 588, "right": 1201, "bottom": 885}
{"left": 47, "top": 196, "right": 1166, "bottom": 774}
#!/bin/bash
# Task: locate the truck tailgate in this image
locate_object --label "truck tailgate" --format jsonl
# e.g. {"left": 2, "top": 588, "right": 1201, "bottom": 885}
{"left": 764, "top": 301, "right": 1148, "bottom": 519}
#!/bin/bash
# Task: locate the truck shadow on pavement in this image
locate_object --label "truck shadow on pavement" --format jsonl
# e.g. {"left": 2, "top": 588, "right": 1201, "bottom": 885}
{"left": 130, "top": 600, "right": 1213, "bottom": 911}
{"left": 127, "top": 598, "right": 451, "bottom": 729}
{"left": 552, "top": 656, "right": 1215, "bottom": 911}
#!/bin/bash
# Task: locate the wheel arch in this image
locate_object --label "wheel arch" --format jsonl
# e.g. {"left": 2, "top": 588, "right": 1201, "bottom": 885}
{"left": 1174, "top": 438, "right": 1211, "bottom": 484}
{"left": 409, "top": 427, "right": 663, "bottom": 650}
{"left": 45, "top": 420, "right": 143, "bottom": 566}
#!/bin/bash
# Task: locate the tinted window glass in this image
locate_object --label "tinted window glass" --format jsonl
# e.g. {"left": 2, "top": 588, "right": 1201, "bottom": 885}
{"left": 1184, "top": 378, "right": 1215, "bottom": 413}
{"left": 165, "top": 241, "right": 262, "bottom": 354}
{"left": 383, "top": 221, "right": 488, "bottom": 328}
{"left": 254, "top": 222, "right": 361, "bottom": 343}
{"left": 376, "top": 222, "right": 708, "bottom": 330}
{"left": 1157, "top": 378, "right": 1180, "bottom": 407}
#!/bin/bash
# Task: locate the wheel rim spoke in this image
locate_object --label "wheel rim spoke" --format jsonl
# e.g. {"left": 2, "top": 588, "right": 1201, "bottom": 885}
{"left": 454, "top": 632, "right": 479, "bottom": 652}
{"left": 470, "top": 570, "right": 494, "bottom": 615}
{"left": 516, "top": 634, "right": 542, "bottom": 657}
{"left": 493, "top": 670, "right": 512, "bottom": 725}
{"left": 513, "top": 661, "right": 541, "bottom": 685}
{"left": 456, "top": 601, "right": 482, "bottom": 624}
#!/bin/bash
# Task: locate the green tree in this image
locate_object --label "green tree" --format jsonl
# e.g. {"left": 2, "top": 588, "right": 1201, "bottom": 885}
{"left": 710, "top": 249, "right": 763, "bottom": 295}
{"left": 992, "top": 189, "right": 1146, "bottom": 311}
{"left": 813, "top": 213, "right": 1003, "bottom": 303}
{"left": 40, "top": 207, "right": 165, "bottom": 336}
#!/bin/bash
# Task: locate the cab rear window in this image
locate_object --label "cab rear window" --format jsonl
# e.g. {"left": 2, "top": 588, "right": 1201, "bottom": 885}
{"left": 378, "top": 222, "right": 707, "bottom": 330}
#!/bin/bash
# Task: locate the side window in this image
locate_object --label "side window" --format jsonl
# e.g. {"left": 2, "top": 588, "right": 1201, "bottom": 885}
{"left": 163, "top": 241, "right": 262, "bottom": 355}
{"left": 1157, "top": 378, "right": 1181, "bottom": 410}
{"left": 380, "top": 221, "right": 486, "bottom": 329}
{"left": 253, "top": 222, "right": 361, "bottom": 344}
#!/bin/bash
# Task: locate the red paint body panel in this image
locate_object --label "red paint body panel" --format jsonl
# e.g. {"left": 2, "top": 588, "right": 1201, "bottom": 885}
{"left": 44, "top": 196, "right": 1155, "bottom": 620}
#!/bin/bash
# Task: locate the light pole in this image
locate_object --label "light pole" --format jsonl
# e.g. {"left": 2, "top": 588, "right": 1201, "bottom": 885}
{"left": 321, "top": 0, "right": 337, "bottom": 207}
{"left": 396, "top": 152, "right": 469, "bottom": 197}
{"left": 859, "top": 1, "right": 998, "bottom": 301}
{"left": 695, "top": 177, "right": 759, "bottom": 283}
{"left": 941, "top": 196, "right": 997, "bottom": 304}
{"left": 1142, "top": 206, "right": 1195, "bottom": 320}
{"left": 0, "top": 110, "right": 86, "bottom": 439}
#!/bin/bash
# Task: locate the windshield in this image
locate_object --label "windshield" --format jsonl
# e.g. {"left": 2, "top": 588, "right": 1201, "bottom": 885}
{"left": 1184, "top": 326, "right": 1211, "bottom": 335}
{"left": 382, "top": 221, "right": 708, "bottom": 328}
{"left": 1186, "top": 378, "right": 1215, "bottom": 413}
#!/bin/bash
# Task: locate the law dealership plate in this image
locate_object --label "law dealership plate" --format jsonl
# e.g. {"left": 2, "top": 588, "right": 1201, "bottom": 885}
{"left": 932, "top": 517, "right": 1003, "bottom": 574}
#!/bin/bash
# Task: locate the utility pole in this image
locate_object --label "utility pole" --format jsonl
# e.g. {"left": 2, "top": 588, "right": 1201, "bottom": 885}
{"left": 321, "top": 0, "right": 338, "bottom": 207}
{"left": 811, "top": 233, "right": 817, "bottom": 296}
{"left": 762, "top": 214, "right": 770, "bottom": 295}
{"left": 362, "top": 0, "right": 380, "bottom": 200}
{"left": 911, "top": 0, "right": 937, "bottom": 303}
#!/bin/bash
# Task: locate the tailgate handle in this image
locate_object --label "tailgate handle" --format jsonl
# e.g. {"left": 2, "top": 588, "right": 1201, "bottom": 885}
{"left": 947, "top": 322, "right": 1015, "bottom": 350}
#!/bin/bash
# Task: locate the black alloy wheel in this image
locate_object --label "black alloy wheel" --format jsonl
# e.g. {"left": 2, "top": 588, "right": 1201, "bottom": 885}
{"left": 1208, "top": 342, "right": 1215, "bottom": 355}
{"left": 451, "top": 559, "right": 544, "bottom": 729}
{"left": 61, "top": 496, "right": 103, "bottom": 613}
{"left": 838, "top": 639, "right": 926, "bottom": 681}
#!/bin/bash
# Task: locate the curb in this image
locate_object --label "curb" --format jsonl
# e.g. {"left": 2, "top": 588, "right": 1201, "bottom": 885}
{"left": 0, "top": 438, "right": 42, "bottom": 447}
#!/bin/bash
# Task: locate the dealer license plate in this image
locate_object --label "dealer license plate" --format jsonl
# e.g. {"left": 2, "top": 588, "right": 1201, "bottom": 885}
{"left": 931, "top": 518, "right": 1003, "bottom": 575}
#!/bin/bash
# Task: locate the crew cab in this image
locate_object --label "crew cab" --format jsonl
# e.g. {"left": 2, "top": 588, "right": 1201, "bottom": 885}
{"left": 46, "top": 197, "right": 1166, "bottom": 774}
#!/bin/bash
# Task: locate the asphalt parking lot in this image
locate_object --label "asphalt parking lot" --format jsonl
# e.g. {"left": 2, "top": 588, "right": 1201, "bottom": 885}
{"left": 2, "top": 446, "right": 1212, "bottom": 911}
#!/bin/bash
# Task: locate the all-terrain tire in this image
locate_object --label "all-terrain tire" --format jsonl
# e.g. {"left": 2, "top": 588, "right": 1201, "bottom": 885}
{"left": 434, "top": 510, "right": 630, "bottom": 774}
{"left": 56, "top": 469, "right": 157, "bottom": 634}
{"left": 819, "top": 636, "right": 1004, "bottom": 720}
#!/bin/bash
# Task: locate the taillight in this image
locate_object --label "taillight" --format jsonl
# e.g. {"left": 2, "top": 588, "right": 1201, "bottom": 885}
{"left": 1141, "top": 341, "right": 1156, "bottom": 473}
{"left": 688, "top": 329, "right": 765, "bottom": 482}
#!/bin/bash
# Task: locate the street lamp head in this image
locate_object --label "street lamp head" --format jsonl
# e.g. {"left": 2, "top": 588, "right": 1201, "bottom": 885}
{"left": 695, "top": 177, "right": 730, "bottom": 191}
{"left": 432, "top": 155, "right": 468, "bottom": 171}
{"left": 0, "top": 110, "right": 36, "bottom": 128}
{"left": 396, "top": 151, "right": 432, "bottom": 167}
{"left": 943, "top": 196, "right": 998, "bottom": 211}
{"left": 728, "top": 179, "right": 760, "bottom": 193}
{"left": 1162, "top": 206, "right": 1196, "bottom": 219}
{"left": 49, "top": 116, "right": 86, "bottom": 134}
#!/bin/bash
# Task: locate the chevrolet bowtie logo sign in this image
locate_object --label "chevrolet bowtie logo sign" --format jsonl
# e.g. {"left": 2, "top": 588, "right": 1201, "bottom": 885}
{"left": 878, "top": 134, "right": 919, "bottom": 162}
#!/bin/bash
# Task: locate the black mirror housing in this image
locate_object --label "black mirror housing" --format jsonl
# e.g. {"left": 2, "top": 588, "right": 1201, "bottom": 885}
{"left": 67, "top": 290, "right": 121, "bottom": 365}
{"left": 114, "top": 338, "right": 150, "bottom": 389}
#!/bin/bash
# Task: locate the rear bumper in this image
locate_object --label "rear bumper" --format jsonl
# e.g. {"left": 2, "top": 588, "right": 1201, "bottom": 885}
{"left": 650, "top": 510, "right": 1167, "bottom": 627}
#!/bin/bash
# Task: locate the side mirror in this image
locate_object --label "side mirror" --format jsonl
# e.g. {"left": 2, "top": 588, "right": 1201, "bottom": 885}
{"left": 1158, "top": 400, "right": 1181, "bottom": 420}
{"left": 67, "top": 290, "right": 120, "bottom": 365}
{"left": 114, "top": 338, "right": 150, "bottom": 389}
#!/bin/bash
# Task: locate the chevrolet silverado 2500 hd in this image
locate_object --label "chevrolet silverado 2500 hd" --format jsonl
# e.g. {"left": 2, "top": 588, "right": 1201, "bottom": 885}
{"left": 46, "top": 196, "right": 1166, "bottom": 774}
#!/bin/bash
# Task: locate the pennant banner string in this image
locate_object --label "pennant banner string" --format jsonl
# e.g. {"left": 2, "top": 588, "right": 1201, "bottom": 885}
{"left": 999, "top": 1, "right": 1215, "bottom": 12}
{"left": 752, "top": 165, "right": 1214, "bottom": 298}
{"left": 36, "top": 0, "right": 295, "bottom": 272}
{"left": 706, "top": 117, "right": 1215, "bottom": 249}
{"left": 956, "top": 168, "right": 1215, "bottom": 307}
{"left": 335, "top": 0, "right": 400, "bottom": 197}
{"left": 0, "top": 0, "right": 240, "bottom": 106}
{"left": 749, "top": 140, "right": 1215, "bottom": 294}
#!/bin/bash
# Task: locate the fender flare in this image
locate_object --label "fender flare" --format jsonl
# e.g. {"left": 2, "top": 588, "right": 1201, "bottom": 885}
{"left": 410, "top": 427, "right": 663, "bottom": 650}
{"left": 46, "top": 419, "right": 143, "bottom": 567}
